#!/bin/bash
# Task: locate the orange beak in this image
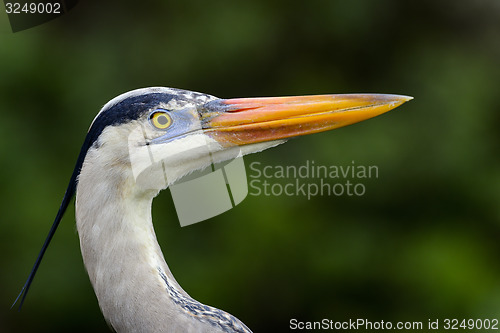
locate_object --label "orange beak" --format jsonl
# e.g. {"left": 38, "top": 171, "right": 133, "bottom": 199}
{"left": 202, "top": 94, "right": 412, "bottom": 146}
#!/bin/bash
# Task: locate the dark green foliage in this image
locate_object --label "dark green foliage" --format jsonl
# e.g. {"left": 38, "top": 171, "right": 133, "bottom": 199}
{"left": 1, "top": 0, "right": 499, "bottom": 332}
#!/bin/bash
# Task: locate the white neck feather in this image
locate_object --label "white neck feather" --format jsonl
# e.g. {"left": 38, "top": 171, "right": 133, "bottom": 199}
{"left": 75, "top": 129, "right": 253, "bottom": 332}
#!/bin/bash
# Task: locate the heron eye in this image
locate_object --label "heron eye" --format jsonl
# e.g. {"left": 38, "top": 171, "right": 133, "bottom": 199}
{"left": 150, "top": 111, "right": 172, "bottom": 130}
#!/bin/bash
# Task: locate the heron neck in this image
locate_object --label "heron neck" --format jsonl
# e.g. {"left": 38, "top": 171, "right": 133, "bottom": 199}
{"left": 76, "top": 176, "right": 178, "bottom": 331}
{"left": 75, "top": 149, "right": 251, "bottom": 333}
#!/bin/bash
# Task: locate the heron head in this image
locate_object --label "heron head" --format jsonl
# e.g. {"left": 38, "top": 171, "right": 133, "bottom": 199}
{"left": 82, "top": 87, "right": 412, "bottom": 193}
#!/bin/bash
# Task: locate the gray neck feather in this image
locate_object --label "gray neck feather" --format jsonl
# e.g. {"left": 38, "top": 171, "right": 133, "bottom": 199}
{"left": 75, "top": 142, "right": 252, "bottom": 333}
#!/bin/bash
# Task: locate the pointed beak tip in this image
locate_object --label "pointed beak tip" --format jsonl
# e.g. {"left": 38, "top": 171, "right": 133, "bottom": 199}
{"left": 399, "top": 95, "right": 414, "bottom": 102}
{"left": 380, "top": 94, "right": 413, "bottom": 110}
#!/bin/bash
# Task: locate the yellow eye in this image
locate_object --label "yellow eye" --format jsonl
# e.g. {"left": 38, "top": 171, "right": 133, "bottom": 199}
{"left": 150, "top": 111, "right": 172, "bottom": 130}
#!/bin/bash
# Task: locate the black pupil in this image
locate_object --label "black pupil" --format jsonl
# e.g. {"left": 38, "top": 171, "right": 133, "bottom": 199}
{"left": 157, "top": 115, "right": 168, "bottom": 125}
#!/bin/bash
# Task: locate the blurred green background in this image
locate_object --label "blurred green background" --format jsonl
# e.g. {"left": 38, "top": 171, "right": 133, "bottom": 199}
{"left": 1, "top": 0, "right": 499, "bottom": 332}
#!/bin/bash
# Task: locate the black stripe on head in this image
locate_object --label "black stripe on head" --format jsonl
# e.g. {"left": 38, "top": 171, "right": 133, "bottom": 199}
{"left": 88, "top": 93, "right": 176, "bottom": 149}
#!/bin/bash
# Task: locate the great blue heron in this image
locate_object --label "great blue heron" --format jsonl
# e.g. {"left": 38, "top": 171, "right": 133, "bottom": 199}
{"left": 14, "top": 87, "right": 411, "bottom": 332}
